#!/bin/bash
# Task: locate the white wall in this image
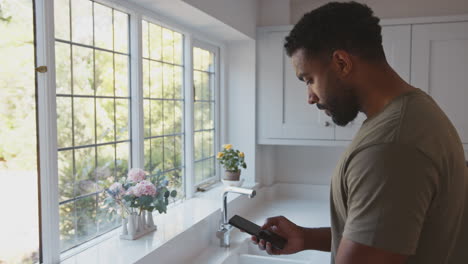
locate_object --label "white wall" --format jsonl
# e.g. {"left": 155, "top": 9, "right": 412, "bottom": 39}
{"left": 257, "top": 0, "right": 291, "bottom": 27}
{"left": 226, "top": 40, "right": 257, "bottom": 184}
{"left": 290, "top": 0, "right": 468, "bottom": 24}
{"left": 182, "top": 0, "right": 258, "bottom": 39}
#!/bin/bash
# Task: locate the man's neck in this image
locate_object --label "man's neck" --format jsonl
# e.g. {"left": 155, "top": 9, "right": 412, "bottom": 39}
{"left": 356, "top": 62, "right": 415, "bottom": 119}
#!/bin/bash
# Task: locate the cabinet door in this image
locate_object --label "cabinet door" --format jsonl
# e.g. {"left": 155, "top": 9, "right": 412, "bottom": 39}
{"left": 335, "top": 25, "right": 412, "bottom": 140}
{"left": 411, "top": 22, "right": 468, "bottom": 144}
{"left": 257, "top": 31, "right": 334, "bottom": 140}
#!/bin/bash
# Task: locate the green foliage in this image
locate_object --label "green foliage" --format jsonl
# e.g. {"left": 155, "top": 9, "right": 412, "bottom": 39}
{"left": 217, "top": 145, "right": 247, "bottom": 172}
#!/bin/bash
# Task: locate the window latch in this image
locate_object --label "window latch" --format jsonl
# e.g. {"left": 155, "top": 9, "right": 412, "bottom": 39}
{"left": 35, "top": 66, "right": 48, "bottom": 73}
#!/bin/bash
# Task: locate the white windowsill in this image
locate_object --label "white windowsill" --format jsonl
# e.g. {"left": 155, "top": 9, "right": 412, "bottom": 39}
{"left": 60, "top": 181, "right": 258, "bottom": 264}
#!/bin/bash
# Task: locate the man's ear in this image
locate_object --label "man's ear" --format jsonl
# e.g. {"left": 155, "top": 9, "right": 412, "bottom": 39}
{"left": 331, "top": 50, "right": 353, "bottom": 77}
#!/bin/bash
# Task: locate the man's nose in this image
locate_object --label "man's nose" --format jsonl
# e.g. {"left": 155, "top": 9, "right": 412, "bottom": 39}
{"left": 308, "top": 94, "right": 318, "bottom": 105}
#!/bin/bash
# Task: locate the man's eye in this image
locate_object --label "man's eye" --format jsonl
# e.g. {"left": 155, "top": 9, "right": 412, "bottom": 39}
{"left": 306, "top": 80, "right": 313, "bottom": 85}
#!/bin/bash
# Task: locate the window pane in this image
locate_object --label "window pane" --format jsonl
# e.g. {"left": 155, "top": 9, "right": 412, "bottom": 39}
{"left": 163, "top": 100, "right": 175, "bottom": 134}
{"left": 58, "top": 150, "right": 74, "bottom": 202}
{"left": 150, "top": 60, "right": 162, "bottom": 98}
{"left": 115, "top": 99, "right": 129, "bottom": 140}
{"left": 55, "top": 42, "right": 71, "bottom": 94}
{"left": 163, "top": 63, "right": 174, "bottom": 98}
{"left": 149, "top": 23, "right": 162, "bottom": 61}
{"left": 74, "top": 97, "right": 95, "bottom": 146}
{"left": 116, "top": 142, "right": 129, "bottom": 179}
{"left": 115, "top": 54, "right": 129, "bottom": 97}
{"left": 174, "top": 101, "right": 183, "bottom": 133}
{"left": 143, "top": 59, "right": 150, "bottom": 98}
{"left": 96, "top": 144, "right": 115, "bottom": 184}
{"left": 59, "top": 202, "right": 75, "bottom": 251}
{"left": 142, "top": 20, "right": 149, "bottom": 58}
{"left": 74, "top": 147, "right": 96, "bottom": 196}
{"left": 57, "top": 97, "right": 73, "bottom": 148}
{"left": 162, "top": 28, "right": 174, "bottom": 63}
{"left": 97, "top": 191, "right": 119, "bottom": 234}
{"left": 174, "top": 66, "right": 183, "bottom": 99}
{"left": 94, "top": 2, "right": 113, "bottom": 50}
{"left": 71, "top": 0, "right": 93, "bottom": 45}
{"left": 174, "top": 135, "right": 183, "bottom": 168}
{"left": 174, "top": 32, "right": 183, "bottom": 65}
{"left": 72, "top": 45, "right": 94, "bottom": 95}
{"left": 150, "top": 100, "right": 163, "bottom": 136}
{"left": 95, "top": 50, "right": 114, "bottom": 96}
{"left": 144, "top": 99, "right": 151, "bottom": 138}
{"left": 113, "top": 10, "right": 128, "bottom": 53}
{"left": 194, "top": 132, "right": 202, "bottom": 161}
{"left": 150, "top": 137, "right": 163, "bottom": 172}
{"left": 193, "top": 70, "right": 202, "bottom": 101}
{"left": 96, "top": 98, "right": 115, "bottom": 144}
{"left": 55, "top": 0, "right": 70, "bottom": 40}
{"left": 75, "top": 196, "right": 98, "bottom": 245}
{"left": 194, "top": 161, "right": 203, "bottom": 183}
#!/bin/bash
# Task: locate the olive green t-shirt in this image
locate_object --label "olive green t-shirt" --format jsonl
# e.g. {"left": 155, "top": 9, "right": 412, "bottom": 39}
{"left": 330, "top": 89, "right": 467, "bottom": 264}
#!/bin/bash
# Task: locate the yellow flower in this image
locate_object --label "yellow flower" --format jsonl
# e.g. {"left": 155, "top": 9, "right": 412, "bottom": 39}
{"left": 239, "top": 152, "right": 245, "bottom": 158}
{"left": 217, "top": 152, "right": 224, "bottom": 159}
{"left": 223, "top": 144, "right": 232, "bottom": 150}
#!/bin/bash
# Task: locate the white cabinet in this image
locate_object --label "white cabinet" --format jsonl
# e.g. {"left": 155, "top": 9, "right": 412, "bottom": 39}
{"left": 411, "top": 22, "right": 468, "bottom": 145}
{"left": 257, "top": 25, "right": 412, "bottom": 144}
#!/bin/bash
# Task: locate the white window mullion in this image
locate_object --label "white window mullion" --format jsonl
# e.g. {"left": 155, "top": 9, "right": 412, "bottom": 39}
{"left": 184, "top": 34, "right": 195, "bottom": 198}
{"left": 130, "top": 13, "right": 144, "bottom": 169}
{"left": 36, "top": 0, "right": 61, "bottom": 263}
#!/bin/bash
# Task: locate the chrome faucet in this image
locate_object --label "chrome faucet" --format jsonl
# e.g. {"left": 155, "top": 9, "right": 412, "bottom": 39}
{"left": 216, "top": 186, "right": 256, "bottom": 247}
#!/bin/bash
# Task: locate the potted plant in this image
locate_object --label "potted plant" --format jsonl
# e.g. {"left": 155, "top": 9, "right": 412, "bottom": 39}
{"left": 217, "top": 144, "right": 247, "bottom": 182}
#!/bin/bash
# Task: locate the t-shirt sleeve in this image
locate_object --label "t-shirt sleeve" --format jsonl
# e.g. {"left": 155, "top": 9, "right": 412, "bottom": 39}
{"left": 342, "top": 143, "right": 438, "bottom": 255}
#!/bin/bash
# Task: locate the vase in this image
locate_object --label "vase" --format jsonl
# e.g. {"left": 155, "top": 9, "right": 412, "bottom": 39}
{"left": 146, "top": 211, "right": 155, "bottom": 228}
{"left": 121, "top": 218, "right": 128, "bottom": 236}
{"left": 224, "top": 170, "right": 241, "bottom": 181}
{"left": 128, "top": 213, "right": 137, "bottom": 236}
{"left": 140, "top": 211, "right": 147, "bottom": 230}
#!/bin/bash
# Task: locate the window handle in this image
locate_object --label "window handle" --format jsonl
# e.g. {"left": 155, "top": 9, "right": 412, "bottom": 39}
{"left": 35, "top": 66, "right": 48, "bottom": 73}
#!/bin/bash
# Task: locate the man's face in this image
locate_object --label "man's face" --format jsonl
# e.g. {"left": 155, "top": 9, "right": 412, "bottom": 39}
{"left": 291, "top": 49, "right": 360, "bottom": 127}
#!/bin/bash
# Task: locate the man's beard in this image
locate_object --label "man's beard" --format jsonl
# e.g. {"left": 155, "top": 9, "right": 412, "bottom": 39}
{"left": 317, "top": 85, "right": 359, "bottom": 127}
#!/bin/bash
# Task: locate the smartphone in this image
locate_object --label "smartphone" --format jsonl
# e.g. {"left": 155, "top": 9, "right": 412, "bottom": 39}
{"left": 228, "top": 215, "right": 287, "bottom": 250}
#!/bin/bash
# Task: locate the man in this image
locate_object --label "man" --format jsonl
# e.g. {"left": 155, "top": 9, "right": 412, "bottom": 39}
{"left": 252, "top": 2, "right": 467, "bottom": 264}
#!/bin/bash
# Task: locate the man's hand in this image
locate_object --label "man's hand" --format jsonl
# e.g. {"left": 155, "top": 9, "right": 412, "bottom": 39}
{"left": 251, "top": 216, "right": 305, "bottom": 255}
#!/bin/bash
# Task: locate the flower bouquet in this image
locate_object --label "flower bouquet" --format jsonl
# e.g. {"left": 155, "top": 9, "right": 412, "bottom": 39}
{"left": 105, "top": 168, "right": 177, "bottom": 240}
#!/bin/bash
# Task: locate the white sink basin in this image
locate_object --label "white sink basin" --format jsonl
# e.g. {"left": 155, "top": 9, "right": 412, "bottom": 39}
{"left": 220, "top": 239, "right": 330, "bottom": 264}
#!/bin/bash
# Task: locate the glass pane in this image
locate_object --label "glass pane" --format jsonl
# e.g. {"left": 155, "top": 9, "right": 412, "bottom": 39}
{"left": 55, "top": 42, "right": 71, "bottom": 94}
{"left": 174, "top": 101, "right": 183, "bottom": 133}
{"left": 115, "top": 142, "right": 129, "bottom": 179}
{"left": 194, "top": 161, "right": 203, "bottom": 183}
{"left": 201, "top": 72, "right": 210, "bottom": 100}
{"left": 96, "top": 144, "right": 115, "bottom": 184}
{"left": 59, "top": 202, "right": 75, "bottom": 251}
{"left": 193, "top": 47, "right": 202, "bottom": 70}
{"left": 0, "top": 0, "right": 39, "bottom": 261}
{"left": 203, "top": 102, "right": 214, "bottom": 130}
{"left": 194, "top": 132, "right": 202, "bottom": 161}
{"left": 71, "top": 0, "right": 93, "bottom": 45}
{"left": 174, "top": 66, "right": 183, "bottom": 99}
{"left": 115, "top": 54, "right": 129, "bottom": 97}
{"left": 144, "top": 139, "right": 151, "bottom": 170}
{"left": 113, "top": 9, "right": 129, "bottom": 54}
{"left": 96, "top": 98, "right": 114, "bottom": 143}
{"left": 163, "top": 63, "right": 174, "bottom": 98}
{"left": 74, "top": 147, "right": 96, "bottom": 196}
{"left": 163, "top": 100, "right": 175, "bottom": 135}
{"left": 72, "top": 45, "right": 94, "bottom": 95}
{"left": 58, "top": 150, "right": 74, "bottom": 202}
{"left": 150, "top": 100, "right": 163, "bottom": 137}
{"left": 55, "top": 0, "right": 70, "bottom": 40}
{"left": 143, "top": 59, "right": 150, "bottom": 98}
{"left": 149, "top": 22, "right": 162, "bottom": 61}
{"left": 164, "top": 136, "right": 175, "bottom": 170}
{"left": 150, "top": 137, "right": 163, "bottom": 172}
{"left": 95, "top": 50, "right": 114, "bottom": 96}
{"left": 142, "top": 20, "right": 149, "bottom": 58}
{"left": 193, "top": 70, "right": 202, "bottom": 101}
{"left": 75, "top": 196, "right": 98, "bottom": 245}
{"left": 194, "top": 102, "right": 203, "bottom": 131}
{"left": 57, "top": 96, "right": 73, "bottom": 148}
{"left": 73, "top": 97, "right": 95, "bottom": 146}
{"left": 162, "top": 28, "right": 174, "bottom": 63}
{"left": 115, "top": 99, "right": 129, "bottom": 140}
{"left": 203, "top": 130, "right": 214, "bottom": 158}
{"left": 167, "top": 168, "right": 183, "bottom": 198}
{"left": 150, "top": 61, "right": 162, "bottom": 98}
{"left": 143, "top": 99, "right": 151, "bottom": 138}
{"left": 97, "top": 191, "right": 119, "bottom": 234}
{"left": 94, "top": 2, "right": 113, "bottom": 50}
{"left": 174, "top": 135, "right": 183, "bottom": 168}
{"left": 173, "top": 32, "right": 183, "bottom": 65}
{"left": 201, "top": 49, "right": 211, "bottom": 72}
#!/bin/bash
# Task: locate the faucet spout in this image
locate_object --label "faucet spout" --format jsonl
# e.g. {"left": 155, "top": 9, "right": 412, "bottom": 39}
{"left": 218, "top": 186, "right": 256, "bottom": 247}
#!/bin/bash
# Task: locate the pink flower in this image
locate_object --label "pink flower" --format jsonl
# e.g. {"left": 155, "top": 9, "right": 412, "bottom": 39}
{"left": 109, "top": 182, "right": 125, "bottom": 197}
{"left": 126, "top": 186, "right": 136, "bottom": 196}
{"left": 134, "top": 180, "right": 157, "bottom": 197}
{"left": 127, "top": 168, "right": 147, "bottom": 183}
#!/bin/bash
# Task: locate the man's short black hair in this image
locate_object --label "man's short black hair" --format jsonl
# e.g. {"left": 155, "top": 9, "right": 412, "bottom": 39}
{"left": 284, "top": 1, "right": 385, "bottom": 62}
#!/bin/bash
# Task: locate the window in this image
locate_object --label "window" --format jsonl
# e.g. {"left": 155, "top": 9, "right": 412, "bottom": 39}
{"left": 0, "top": 0, "right": 40, "bottom": 263}
{"left": 193, "top": 46, "right": 217, "bottom": 185}
{"left": 10, "top": 0, "right": 222, "bottom": 260}
{"left": 54, "top": 0, "right": 131, "bottom": 251}
{"left": 142, "top": 20, "right": 185, "bottom": 198}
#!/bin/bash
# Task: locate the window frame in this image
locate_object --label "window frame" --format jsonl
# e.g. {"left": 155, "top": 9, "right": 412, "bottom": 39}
{"left": 191, "top": 40, "right": 221, "bottom": 188}
{"left": 35, "top": 0, "right": 225, "bottom": 261}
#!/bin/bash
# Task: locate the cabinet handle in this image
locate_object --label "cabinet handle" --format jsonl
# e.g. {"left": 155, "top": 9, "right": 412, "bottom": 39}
{"left": 323, "top": 121, "right": 331, "bottom": 127}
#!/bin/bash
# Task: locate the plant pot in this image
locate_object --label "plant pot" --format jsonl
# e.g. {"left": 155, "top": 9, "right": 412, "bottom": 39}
{"left": 224, "top": 170, "right": 241, "bottom": 181}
